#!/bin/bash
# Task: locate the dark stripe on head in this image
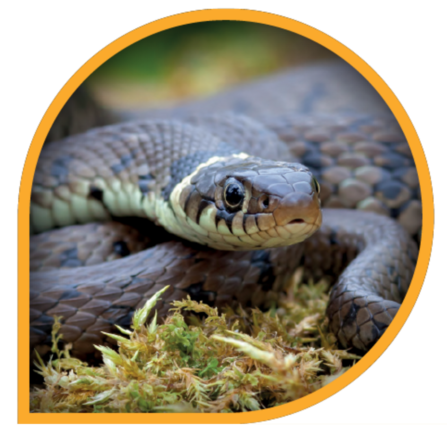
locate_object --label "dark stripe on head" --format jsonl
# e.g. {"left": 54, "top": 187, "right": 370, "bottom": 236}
{"left": 182, "top": 187, "right": 194, "bottom": 211}
{"left": 216, "top": 208, "right": 235, "bottom": 233}
{"left": 243, "top": 213, "right": 250, "bottom": 234}
{"left": 184, "top": 189, "right": 203, "bottom": 222}
{"left": 196, "top": 200, "right": 213, "bottom": 224}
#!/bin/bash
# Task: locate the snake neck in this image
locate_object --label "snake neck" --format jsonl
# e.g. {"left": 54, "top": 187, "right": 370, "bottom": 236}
{"left": 31, "top": 121, "right": 240, "bottom": 233}
{"left": 31, "top": 118, "right": 321, "bottom": 250}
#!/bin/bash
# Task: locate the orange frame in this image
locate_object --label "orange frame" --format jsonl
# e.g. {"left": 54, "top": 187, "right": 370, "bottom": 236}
{"left": 18, "top": 9, "right": 434, "bottom": 423}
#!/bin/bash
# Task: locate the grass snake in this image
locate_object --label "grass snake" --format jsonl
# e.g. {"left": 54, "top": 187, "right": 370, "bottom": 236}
{"left": 30, "top": 60, "right": 420, "bottom": 356}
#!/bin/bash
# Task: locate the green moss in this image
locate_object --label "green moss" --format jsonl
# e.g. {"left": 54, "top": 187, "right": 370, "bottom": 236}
{"left": 30, "top": 269, "right": 359, "bottom": 413}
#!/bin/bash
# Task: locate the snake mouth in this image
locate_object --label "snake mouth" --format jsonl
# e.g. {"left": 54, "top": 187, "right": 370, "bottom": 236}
{"left": 283, "top": 220, "right": 314, "bottom": 232}
{"left": 288, "top": 218, "right": 305, "bottom": 225}
{"left": 281, "top": 211, "right": 322, "bottom": 240}
{"left": 272, "top": 190, "right": 322, "bottom": 240}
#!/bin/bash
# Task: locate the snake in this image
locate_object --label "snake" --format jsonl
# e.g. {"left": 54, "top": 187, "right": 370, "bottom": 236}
{"left": 30, "top": 60, "right": 420, "bottom": 357}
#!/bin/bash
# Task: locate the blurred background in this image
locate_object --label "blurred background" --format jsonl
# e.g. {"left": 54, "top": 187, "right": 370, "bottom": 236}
{"left": 85, "top": 21, "right": 337, "bottom": 109}
{"left": 47, "top": 21, "right": 343, "bottom": 145}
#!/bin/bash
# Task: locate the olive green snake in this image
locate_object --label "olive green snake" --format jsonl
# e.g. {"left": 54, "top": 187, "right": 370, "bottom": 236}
{"left": 30, "top": 60, "right": 420, "bottom": 356}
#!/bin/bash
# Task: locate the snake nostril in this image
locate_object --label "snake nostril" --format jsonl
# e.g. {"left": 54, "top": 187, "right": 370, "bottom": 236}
{"left": 262, "top": 197, "right": 269, "bottom": 208}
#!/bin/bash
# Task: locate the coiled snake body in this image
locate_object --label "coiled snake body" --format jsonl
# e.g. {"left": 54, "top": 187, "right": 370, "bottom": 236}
{"left": 30, "top": 61, "right": 420, "bottom": 356}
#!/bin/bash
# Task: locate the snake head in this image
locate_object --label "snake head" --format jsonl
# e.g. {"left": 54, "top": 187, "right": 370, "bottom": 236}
{"left": 160, "top": 153, "right": 322, "bottom": 250}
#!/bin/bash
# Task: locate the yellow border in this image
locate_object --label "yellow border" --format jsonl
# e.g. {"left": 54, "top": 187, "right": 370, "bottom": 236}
{"left": 18, "top": 9, "right": 434, "bottom": 423}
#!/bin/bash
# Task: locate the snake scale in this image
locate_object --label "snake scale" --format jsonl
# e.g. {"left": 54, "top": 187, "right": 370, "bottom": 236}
{"left": 30, "top": 60, "right": 420, "bottom": 357}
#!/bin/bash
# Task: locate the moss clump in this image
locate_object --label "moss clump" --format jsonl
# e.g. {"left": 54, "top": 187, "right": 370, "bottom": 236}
{"left": 30, "top": 270, "right": 359, "bottom": 413}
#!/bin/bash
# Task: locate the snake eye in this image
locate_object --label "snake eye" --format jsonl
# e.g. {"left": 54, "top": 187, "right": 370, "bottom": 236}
{"left": 224, "top": 181, "right": 245, "bottom": 208}
{"left": 313, "top": 177, "right": 321, "bottom": 195}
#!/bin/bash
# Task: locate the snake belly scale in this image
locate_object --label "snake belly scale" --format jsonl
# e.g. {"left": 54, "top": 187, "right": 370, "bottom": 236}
{"left": 30, "top": 61, "right": 420, "bottom": 356}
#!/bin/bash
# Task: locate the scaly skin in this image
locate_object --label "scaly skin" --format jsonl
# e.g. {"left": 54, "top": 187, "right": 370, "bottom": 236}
{"left": 30, "top": 61, "right": 420, "bottom": 356}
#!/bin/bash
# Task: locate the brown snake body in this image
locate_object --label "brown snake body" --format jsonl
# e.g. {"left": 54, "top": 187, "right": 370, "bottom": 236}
{"left": 30, "top": 60, "right": 420, "bottom": 356}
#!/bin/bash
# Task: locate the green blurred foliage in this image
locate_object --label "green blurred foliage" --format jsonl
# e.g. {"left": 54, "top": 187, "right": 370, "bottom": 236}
{"left": 86, "top": 21, "right": 335, "bottom": 108}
